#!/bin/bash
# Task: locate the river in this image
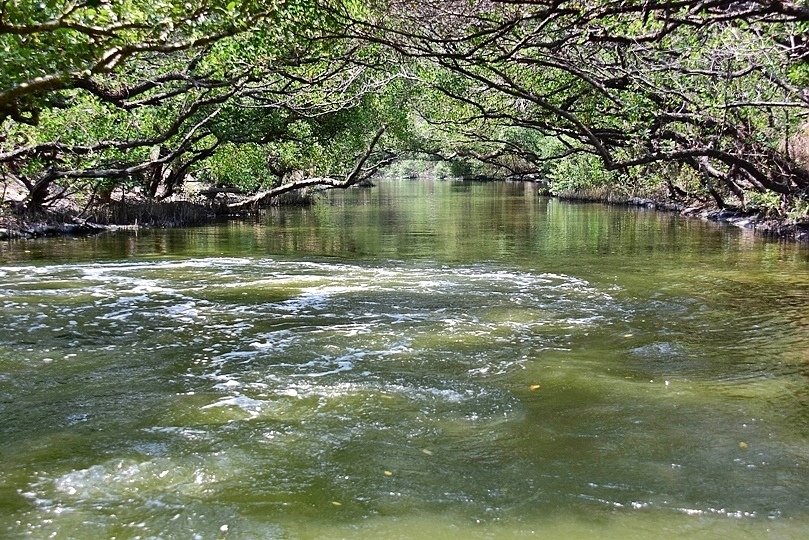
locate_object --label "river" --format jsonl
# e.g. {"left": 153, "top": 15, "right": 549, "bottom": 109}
{"left": 1, "top": 179, "right": 808, "bottom": 538}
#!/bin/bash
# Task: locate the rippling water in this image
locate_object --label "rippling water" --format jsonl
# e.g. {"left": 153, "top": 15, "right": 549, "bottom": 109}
{"left": 1, "top": 180, "right": 809, "bottom": 538}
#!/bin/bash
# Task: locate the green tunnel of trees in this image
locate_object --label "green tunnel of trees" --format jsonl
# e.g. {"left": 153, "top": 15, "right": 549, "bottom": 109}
{"left": 2, "top": 0, "right": 809, "bottom": 219}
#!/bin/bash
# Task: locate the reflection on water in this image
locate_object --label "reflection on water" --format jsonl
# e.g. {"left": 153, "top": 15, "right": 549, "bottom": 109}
{"left": 1, "top": 179, "right": 808, "bottom": 538}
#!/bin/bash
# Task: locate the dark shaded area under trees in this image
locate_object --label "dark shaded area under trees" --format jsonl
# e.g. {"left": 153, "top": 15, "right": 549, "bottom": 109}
{"left": 2, "top": 1, "right": 809, "bottom": 238}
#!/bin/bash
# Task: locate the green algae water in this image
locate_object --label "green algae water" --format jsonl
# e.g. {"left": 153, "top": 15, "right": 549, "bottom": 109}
{"left": 1, "top": 179, "right": 808, "bottom": 539}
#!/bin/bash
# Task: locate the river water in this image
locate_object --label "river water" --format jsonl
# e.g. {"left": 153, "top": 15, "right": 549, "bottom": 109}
{"left": 1, "top": 180, "right": 808, "bottom": 538}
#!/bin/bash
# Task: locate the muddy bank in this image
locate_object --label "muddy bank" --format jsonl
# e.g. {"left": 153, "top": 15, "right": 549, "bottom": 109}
{"left": 630, "top": 197, "right": 809, "bottom": 242}
{"left": 555, "top": 191, "right": 809, "bottom": 242}
{"left": 0, "top": 199, "right": 231, "bottom": 240}
{"left": 0, "top": 214, "right": 142, "bottom": 240}
{"left": 0, "top": 184, "right": 326, "bottom": 240}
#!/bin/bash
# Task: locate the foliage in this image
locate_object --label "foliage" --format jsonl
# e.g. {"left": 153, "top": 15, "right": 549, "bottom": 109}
{"left": 547, "top": 153, "right": 618, "bottom": 194}
{"left": 381, "top": 159, "right": 457, "bottom": 180}
{"left": 2, "top": 0, "right": 809, "bottom": 222}
{"left": 205, "top": 142, "right": 269, "bottom": 191}
{"left": 340, "top": 0, "right": 809, "bottom": 217}
{"left": 0, "top": 0, "right": 403, "bottom": 209}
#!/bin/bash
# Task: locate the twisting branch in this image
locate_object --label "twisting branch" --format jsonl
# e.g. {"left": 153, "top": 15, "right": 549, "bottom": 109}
{"left": 229, "top": 126, "right": 393, "bottom": 209}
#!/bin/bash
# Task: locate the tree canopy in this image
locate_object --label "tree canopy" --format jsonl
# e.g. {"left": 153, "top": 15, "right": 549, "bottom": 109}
{"left": 2, "top": 0, "right": 809, "bottom": 220}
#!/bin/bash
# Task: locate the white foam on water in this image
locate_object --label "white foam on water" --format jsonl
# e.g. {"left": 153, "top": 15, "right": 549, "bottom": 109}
{"left": 23, "top": 451, "right": 247, "bottom": 515}
{"left": 99, "top": 306, "right": 138, "bottom": 321}
{"left": 211, "top": 350, "right": 262, "bottom": 364}
{"left": 307, "top": 284, "right": 377, "bottom": 295}
{"left": 213, "top": 378, "right": 242, "bottom": 390}
{"left": 422, "top": 387, "right": 467, "bottom": 403}
{"left": 143, "top": 426, "right": 209, "bottom": 440}
{"left": 279, "top": 380, "right": 497, "bottom": 410}
{"left": 200, "top": 395, "right": 266, "bottom": 418}
{"left": 291, "top": 354, "right": 358, "bottom": 378}
{"left": 276, "top": 291, "right": 329, "bottom": 314}
{"left": 320, "top": 322, "right": 375, "bottom": 337}
{"left": 164, "top": 301, "right": 200, "bottom": 322}
{"left": 248, "top": 329, "right": 298, "bottom": 352}
{"left": 561, "top": 315, "right": 606, "bottom": 327}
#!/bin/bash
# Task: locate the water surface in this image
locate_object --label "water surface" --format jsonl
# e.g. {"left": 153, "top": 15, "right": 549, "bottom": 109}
{"left": 1, "top": 180, "right": 808, "bottom": 538}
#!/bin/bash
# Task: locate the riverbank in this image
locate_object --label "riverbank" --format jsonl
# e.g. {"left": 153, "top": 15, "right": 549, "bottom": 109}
{"left": 554, "top": 189, "right": 809, "bottom": 242}
{"left": 0, "top": 214, "right": 138, "bottom": 240}
{"left": 3, "top": 181, "right": 808, "bottom": 242}
{"left": 0, "top": 184, "right": 317, "bottom": 240}
{"left": 0, "top": 200, "right": 227, "bottom": 240}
